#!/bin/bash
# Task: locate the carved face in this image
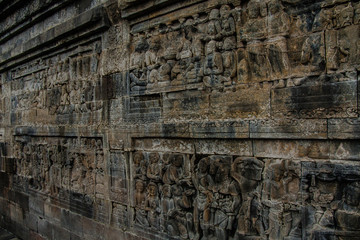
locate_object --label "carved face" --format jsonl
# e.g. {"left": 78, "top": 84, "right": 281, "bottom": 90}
{"left": 136, "top": 181, "right": 145, "bottom": 192}
{"left": 340, "top": 6, "right": 354, "bottom": 27}
{"left": 198, "top": 158, "right": 208, "bottom": 173}
{"left": 220, "top": 5, "right": 231, "bottom": 18}
{"left": 215, "top": 164, "right": 229, "bottom": 182}
{"left": 172, "top": 155, "right": 183, "bottom": 167}
{"left": 134, "top": 153, "right": 143, "bottom": 166}
{"left": 162, "top": 184, "right": 171, "bottom": 197}
{"left": 268, "top": 0, "right": 281, "bottom": 15}
{"left": 149, "top": 153, "right": 159, "bottom": 163}
{"left": 148, "top": 183, "right": 157, "bottom": 196}
{"left": 209, "top": 9, "right": 219, "bottom": 20}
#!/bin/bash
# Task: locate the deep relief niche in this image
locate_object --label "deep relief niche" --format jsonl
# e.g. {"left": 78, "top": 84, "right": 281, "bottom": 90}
{"left": 130, "top": 151, "right": 308, "bottom": 240}
{"left": 128, "top": 4, "right": 238, "bottom": 94}
{"left": 8, "top": 40, "right": 102, "bottom": 125}
{"left": 13, "top": 136, "right": 105, "bottom": 200}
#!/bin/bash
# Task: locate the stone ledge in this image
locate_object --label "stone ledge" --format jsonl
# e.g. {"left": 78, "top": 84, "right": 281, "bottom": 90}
{"left": 0, "top": 5, "right": 110, "bottom": 72}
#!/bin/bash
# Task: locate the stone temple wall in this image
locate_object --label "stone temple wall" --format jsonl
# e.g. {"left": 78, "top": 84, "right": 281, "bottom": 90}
{"left": 0, "top": 0, "right": 360, "bottom": 239}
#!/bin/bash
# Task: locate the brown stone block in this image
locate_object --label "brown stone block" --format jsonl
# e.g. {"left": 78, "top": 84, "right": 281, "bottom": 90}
{"left": 250, "top": 119, "right": 327, "bottom": 139}
{"left": 37, "top": 218, "right": 53, "bottom": 239}
{"left": 9, "top": 203, "right": 24, "bottom": 224}
{"left": 52, "top": 224, "right": 71, "bottom": 240}
{"left": 330, "top": 140, "right": 360, "bottom": 160}
{"left": 189, "top": 120, "right": 249, "bottom": 138}
{"left": 329, "top": 118, "right": 360, "bottom": 139}
{"left": 271, "top": 79, "right": 357, "bottom": 118}
{"left": 60, "top": 210, "right": 83, "bottom": 237}
{"left": 24, "top": 212, "right": 39, "bottom": 232}
{"left": 163, "top": 90, "right": 210, "bottom": 121}
{"left": 44, "top": 201, "right": 62, "bottom": 223}
{"left": 29, "top": 231, "right": 47, "bottom": 240}
{"left": 161, "top": 122, "right": 190, "bottom": 138}
{"left": 82, "top": 217, "right": 106, "bottom": 240}
{"left": 29, "top": 196, "right": 44, "bottom": 216}
{"left": 134, "top": 138, "right": 195, "bottom": 153}
{"left": 104, "top": 226, "right": 127, "bottom": 240}
{"left": 111, "top": 203, "right": 129, "bottom": 230}
{"left": 254, "top": 140, "right": 330, "bottom": 159}
{"left": 195, "top": 139, "right": 252, "bottom": 156}
{"left": 210, "top": 84, "right": 270, "bottom": 119}
{"left": 101, "top": 48, "right": 129, "bottom": 75}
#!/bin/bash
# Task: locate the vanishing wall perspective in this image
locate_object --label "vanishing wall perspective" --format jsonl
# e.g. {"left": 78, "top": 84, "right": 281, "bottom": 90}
{"left": 0, "top": 0, "right": 360, "bottom": 239}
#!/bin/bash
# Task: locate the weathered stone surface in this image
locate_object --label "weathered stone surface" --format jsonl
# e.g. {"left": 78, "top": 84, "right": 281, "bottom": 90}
{"left": 0, "top": 0, "right": 360, "bottom": 239}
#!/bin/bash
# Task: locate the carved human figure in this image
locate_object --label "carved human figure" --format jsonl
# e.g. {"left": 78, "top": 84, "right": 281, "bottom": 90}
{"left": 263, "top": 161, "right": 300, "bottom": 239}
{"left": 158, "top": 58, "right": 171, "bottom": 82}
{"left": 231, "top": 157, "right": 264, "bottom": 236}
{"left": 49, "top": 148, "right": 61, "bottom": 196}
{"left": 130, "top": 36, "right": 148, "bottom": 70}
{"left": 300, "top": 34, "right": 325, "bottom": 72}
{"left": 70, "top": 152, "right": 85, "bottom": 193}
{"left": 221, "top": 37, "right": 237, "bottom": 86}
{"left": 133, "top": 152, "right": 147, "bottom": 181}
{"left": 219, "top": 5, "right": 235, "bottom": 37}
{"left": 240, "top": 0, "right": 267, "bottom": 41}
{"left": 166, "top": 184, "right": 194, "bottom": 239}
{"left": 177, "top": 35, "right": 193, "bottom": 60}
{"left": 335, "top": 3, "right": 354, "bottom": 28}
{"left": 203, "top": 40, "right": 223, "bottom": 89}
{"left": 205, "top": 9, "right": 221, "bottom": 41}
{"left": 192, "top": 157, "right": 214, "bottom": 240}
{"left": 146, "top": 153, "right": 161, "bottom": 181}
{"left": 267, "top": 0, "right": 290, "bottom": 37}
{"left": 129, "top": 69, "right": 147, "bottom": 92}
{"left": 135, "top": 180, "right": 149, "bottom": 227}
{"left": 210, "top": 159, "right": 240, "bottom": 239}
{"left": 145, "top": 182, "right": 161, "bottom": 229}
{"left": 160, "top": 184, "right": 175, "bottom": 231}
{"left": 145, "top": 37, "right": 160, "bottom": 70}
{"left": 162, "top": 154, "right": 186, "bottom": 185}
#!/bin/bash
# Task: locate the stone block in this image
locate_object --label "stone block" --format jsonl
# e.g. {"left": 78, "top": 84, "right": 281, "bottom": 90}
{"left": 38, "top": 218, "right": 53, "bottom": 240}
{"left": 190, "top": 120, "right": 249, "bottom": 138}
{"left": 134, "top": 138, "right": 195, "bottom": 153}
{"left": 29, "top": 196, "right": 44, "bottom": 216}
{"left": 44, "top": 201, "right": 62, "bottom": 223}
{"left": 194, "top": 139, "right": 252, "bottom": 156}
{"left": 329, "top": 118, "right": 360, "bottom": 139}
{"left": 111, "top": 203, "right": 129, "bottom": 230}
{"left": 271, "top": 79, "right": 357, "bottom": 118}
{"left": 163, "top": 90, "right": 210, "bottom": 121}
{"left": 24, "top": 212, "right": 39, "bottom": 232}
{"left": 60, "top": 210, "right": 83, "bottom": 237}
{"left": 82, "top": 217, "right": 106, "bottom": 240}
{"left": 330, "top": 141, "right": 360, "bottom": 160}
{"left": 254, "top": 140, "right": 330, "bottom": 159}
{"left": 52, "top": 225, "right": 71, "bottom": 240}
{"left": 210, "top": 84, "right": 270, "bottom": 119}
{"left": 250, "top": 119, "right": 327, "bottom": 139}
{"left": 9, "top": 203, "right": 24, "bottom": 224}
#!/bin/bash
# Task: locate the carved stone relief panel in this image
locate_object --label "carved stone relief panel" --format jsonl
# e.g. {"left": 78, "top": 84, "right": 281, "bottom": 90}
{"left": 12, "top": 135, "right": 105, "bottom": 218}
{"left": 8, "top": 40, "right": 102, "bottom": 125}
